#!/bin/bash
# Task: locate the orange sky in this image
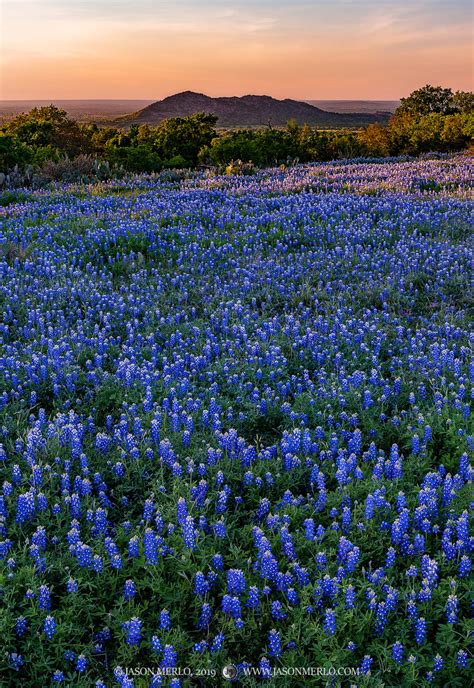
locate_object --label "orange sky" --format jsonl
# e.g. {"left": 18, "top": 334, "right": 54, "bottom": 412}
{"left": 1, "top": 0, "right": 472, "bottom": 100}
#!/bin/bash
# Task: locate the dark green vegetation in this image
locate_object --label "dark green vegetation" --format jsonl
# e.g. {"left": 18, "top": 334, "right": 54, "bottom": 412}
{"left": 0, "top": 85, "right": 472, "bottom": 184}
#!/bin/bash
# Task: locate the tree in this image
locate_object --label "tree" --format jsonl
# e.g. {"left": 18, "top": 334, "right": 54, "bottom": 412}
{"left": 441, "top": 113, "right": 474, "bottom": 150}
{"left": 452, "top": 90, "right": 474, "bottom": 114}
{"left": 90, "top": 127, "right": 122, "bottom": 153}
{"left": 255, "top": 128, "right": 290, "bottom": 165}
{"left": 152, "top": 113, "right": 218, "bottom": 165}
{"left": 396, "top": 85, "right": 456, "bottom": 117}
{"left": 0, "top": 133, "right": 32, "bottom": 169}
{"left": 4, "top": 105, "right": 90, "bottom": 156}
{"left": 357, "top": 123, "right": 391, "bottom": 157}
{"left": 105, "top": 145, "right": 162, "bottom": 173}
{"left": 200, "top": 131, "right": 263, "bottom": 166}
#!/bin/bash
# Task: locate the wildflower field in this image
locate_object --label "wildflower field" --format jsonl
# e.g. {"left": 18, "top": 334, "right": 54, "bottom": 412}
{"left": 0, "top": 156, "right": 472, "bottom": 687}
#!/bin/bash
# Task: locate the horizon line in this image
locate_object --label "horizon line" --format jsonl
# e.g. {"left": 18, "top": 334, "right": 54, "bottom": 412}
{"left": 0, "top": 95, "right": 403, "bottom": 102}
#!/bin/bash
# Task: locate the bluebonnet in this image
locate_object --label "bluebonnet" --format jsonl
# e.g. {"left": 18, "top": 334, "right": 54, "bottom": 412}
{"left": 43, "top": 615, "right": 56, "bottom": 640}
{"left": 182, "top": 516, "right": 196, "bottom": 549}
{"left": 226, "top": 568, "right": 246, "bottom": 595}
{"left": 392, "top": 641, "right": 404, "bottom": 664}
{"left": 123, "top": 617, "right": 142, "bottom": 646}
{"left": 246, "top": 586, "right": 260, "bottom": 609}
{"left": 268, "top": 629, "right": 281, "bottom": 657}
{"left": 161, "top": 644, "right": 177, "bottom": 668}
{"left": 323, "top": 608, "right": 336, "bottom": 635}
{"left": 210, "top": 633, "right": 225, "bottom": 653}
{"left": 194, "top": 572, "right": 209, "bottom": 596}
{"left": 151, "top": 636, "right": 162, "bottom": 653}
{"left": 193, "top": 640, "right": 208, "bottom": 653}
{"left": 375, "top": 601, "right": 389, "bottom": 634}
{"left": 459, "top": 555, "right": 471, "bottom": 577}
{"left": 159, "top": 609, "right": 171, "bottom": 630}
{"left": 176, "top": 497, "right": 187, "bottom": 526}
{"left": 76, "top": 654, "right": 88, "bottom": 672}
{"left": 259, "top": 657, "right": 272, "bottom": 680}
{"left": 67, "top": 577, "right": 78, "bottom": 593}
{"left": 222, "top": 594, "right": 242, "bottom": 619}
{"left": 271, "top": 600, "right": 287, "bottom": 620}
{"left": 445, "top": 594, "right": 458, "bottom": 624}
{"left": 212, "top": 554, "right": 223, "bottom": 570}
{"left": 8, "top": 652, "right": 23, "bottom": 671}
{"left": 15, "top": 616, "right": 28, "bottom": 637}
{"left": 127, "top": 536, "right": 140, "bottom": 558}
{"left": 124, "top": 579, "right": 136, "bottom": 600}
{"left": 414, "top": 617, "right": 427, "bottom": 645}
{"left": 197, "top": 602, "right": 212, "bottom": 628}
{"left": 143, "top": 529, "right": 159, "bottom": 564}
{"left": 345, "top": 584, "right": 356, "bottom": 609}
{"left": 38, "top": 584, "right": 51, "bottom": 610}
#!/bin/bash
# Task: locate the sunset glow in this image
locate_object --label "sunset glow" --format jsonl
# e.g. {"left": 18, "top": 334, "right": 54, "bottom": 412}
{"left": 1, "top": 0, "right": 472, "bottom": 100}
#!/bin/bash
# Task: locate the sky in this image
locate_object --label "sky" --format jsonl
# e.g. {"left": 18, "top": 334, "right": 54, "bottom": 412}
{"left": 1, "top": 0, "right": 472, "bottom": 100}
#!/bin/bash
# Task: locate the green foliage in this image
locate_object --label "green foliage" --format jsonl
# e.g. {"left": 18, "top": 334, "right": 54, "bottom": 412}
{"left": 0, "top": 190, "right": 30, "bottom": 207}
{"left": 105, "top": 145, "right": 163, "bottom": 173}
{"left": 0, "top": 133, "right": 33, "bottom": 169}
{"left": 201, "top": 131, "right": 264, "bottom": 165}
{"left": 357, "top": 124, "right": 391, "bottom": 157}
{"left": 4, "top": 105, "right": 91, "bottom": 156}
{"left": 396, "top": 85, "right": 458, "bottom": 116}
{"left": 199, "top": 124, "right": 364, "bottom": 168}
{"left": 452, "top": 90, "right": 474, "bottom": 113}
{"left": 0, "top": 88, "right": 473, "bottom": 181}
{"left": 358, "top": 112, "right": 474, "bottom": 157}
{"left": 151, "top": 113, "right": 217, "bottom": 164}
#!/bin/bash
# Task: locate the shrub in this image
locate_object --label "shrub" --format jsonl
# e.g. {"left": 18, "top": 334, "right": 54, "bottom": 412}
{"left": 39, "top": 155, "right": 112, "bottom": 182}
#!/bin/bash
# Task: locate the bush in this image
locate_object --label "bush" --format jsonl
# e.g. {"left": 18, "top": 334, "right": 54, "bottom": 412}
{"left": 39, "top": 155, "right": 112, "bottom": 182}
{"left": 0, "top": 133, "right": 33, "bottom": 170}
{"left": 0, "top": 240, "right": 29, "bottom": 263}
{"left": 105, "top": 146, "right": 162, "bottom": 173}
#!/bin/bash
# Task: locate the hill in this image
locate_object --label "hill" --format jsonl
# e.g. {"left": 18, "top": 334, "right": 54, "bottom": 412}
{"left": 117, "top": 91, "right": 391, "bottom": 128}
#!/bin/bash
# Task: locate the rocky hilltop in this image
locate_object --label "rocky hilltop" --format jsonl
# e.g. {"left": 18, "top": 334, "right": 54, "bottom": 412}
{"left": 118, "top": 91, "right": 390, "bottom": 127}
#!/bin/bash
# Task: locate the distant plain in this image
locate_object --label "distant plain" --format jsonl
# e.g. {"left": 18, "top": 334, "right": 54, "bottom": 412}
{"left": 0, "top": 99, "right": 400, "bottom": 123}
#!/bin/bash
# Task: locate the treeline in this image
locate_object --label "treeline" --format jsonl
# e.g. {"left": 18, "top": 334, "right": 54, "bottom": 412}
{"left": 201, "top": 87, "right": 473, "bottom": 165}
{"left": 0, "top": 85, "right": 472, "bottom": 183}
{"left": 0, "top": 110, "right": 218, "bottom": 178}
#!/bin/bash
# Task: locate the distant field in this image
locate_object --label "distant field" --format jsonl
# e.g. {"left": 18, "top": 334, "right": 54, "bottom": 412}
{"left": 0, "top": 100, "right": 154, "bottom": 122}
{"left": 0, "top": 99, "right": 399, "bottom": 123}
{"left": 306, "top": 99, "right": 399, "bottom": 113}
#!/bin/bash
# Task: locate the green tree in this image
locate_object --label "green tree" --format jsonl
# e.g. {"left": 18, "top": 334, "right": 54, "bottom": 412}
{"left": 357, "top": 123, "right": 391, "bottom": 157}
{"left": 396, "top": 85, "right": 456, "bottom": 116}
{"left": 441, "top": 113, "right": 474, "bottom": 150}
{"left": 200, "top": 131, "right": 263, "bottom": 166}
{"left": 452, "top": 90, "right": 474, "bottom": 113}
{"left": 4, "top": 105, "right": 90, "bottom": 156}
{"left": 0, "top": 133, "right": 32, "bottom": 169}
{"left": 105, "top": 145, "right": 162, "bottom": 173}
{"left": 153, "top": 113, "right": 218, "bottom": 165}
{"left": 255, "top": 128, "right": 290, "bottom": 165}
{"left": 90, "top": 127, "right": 123, "bottom": 153}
